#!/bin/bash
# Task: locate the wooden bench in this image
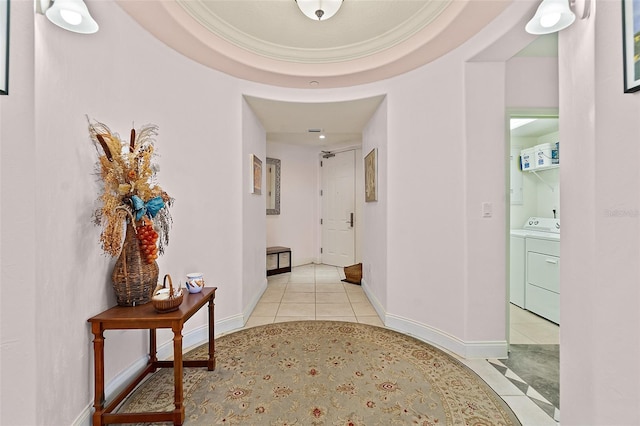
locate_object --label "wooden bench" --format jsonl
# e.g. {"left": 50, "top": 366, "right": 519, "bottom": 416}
{"left": 267, "top": 246, "right": 291, "bottom": 276}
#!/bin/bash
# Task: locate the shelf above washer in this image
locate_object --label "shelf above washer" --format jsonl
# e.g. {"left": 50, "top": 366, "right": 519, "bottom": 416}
{"left": 527, "top": 164, "right": 559, "bottom": 191}
{"left": 527, "top": 164, "right": 559, "bottom": 173}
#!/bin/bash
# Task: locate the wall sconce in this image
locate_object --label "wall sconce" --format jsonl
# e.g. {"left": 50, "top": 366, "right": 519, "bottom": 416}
{"left": 525, "top": 0, "right": 591, "bottom": 34}
{"left": 35, "top": 0, "right": 99, "bottom": 34}
{"left": 295, "top": 0, "right": 343, "bottom": 21}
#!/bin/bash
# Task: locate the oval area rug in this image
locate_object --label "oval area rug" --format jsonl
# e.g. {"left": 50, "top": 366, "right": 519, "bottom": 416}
{"left": 119, "top": 321, "right": 520, "bottom": 425}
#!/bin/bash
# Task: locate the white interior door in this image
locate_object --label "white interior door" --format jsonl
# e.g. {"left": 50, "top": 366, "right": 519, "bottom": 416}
{"left": 321, "top": 150, "right": 356, "bottom": 267}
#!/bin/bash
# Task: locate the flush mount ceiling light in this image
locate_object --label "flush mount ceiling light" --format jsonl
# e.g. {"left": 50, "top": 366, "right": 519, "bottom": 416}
{"left": 295, "top": 0, "right": 343, "bottom": 21}
{"left": 510, "top": 118, "right": 536, "bottom": 130}
{"left": 36, "top": 0, "right": 99, "bottom": 34}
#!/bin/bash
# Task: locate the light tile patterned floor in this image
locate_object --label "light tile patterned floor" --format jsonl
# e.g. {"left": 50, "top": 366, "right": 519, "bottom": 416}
{"left": 245, "top": 263, "right": 383, "bottom": 328}
{"left": 509, "top": 303, "right": 560, "bottom": 344}
{"left": 243, "top": 264, "right": 558, "bottom": 426}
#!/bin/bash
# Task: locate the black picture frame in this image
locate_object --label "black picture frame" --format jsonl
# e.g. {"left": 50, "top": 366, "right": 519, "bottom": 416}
{"left": 622, "top": 0, "right": 640, "bottom": 92}
{"left": 0, "top": 0, "right": 8, "bottom": 95}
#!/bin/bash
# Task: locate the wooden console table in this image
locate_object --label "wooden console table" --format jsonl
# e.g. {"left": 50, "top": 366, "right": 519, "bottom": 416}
{"left": 88, "top": 287, "right": 217, "bottom": 426}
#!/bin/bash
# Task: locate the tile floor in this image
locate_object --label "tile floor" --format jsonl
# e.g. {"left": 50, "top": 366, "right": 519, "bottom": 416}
{"left": 509, "top": 303, "right": 560, "bottom": 345}
{"left": 245, "top": 263, "right": 383, "bottom": 328}
{"left": 493, "top": 304, "right": 560, "bottom": 423}
{"left": 243, "top": 264, "right": 559, "bottom": 426}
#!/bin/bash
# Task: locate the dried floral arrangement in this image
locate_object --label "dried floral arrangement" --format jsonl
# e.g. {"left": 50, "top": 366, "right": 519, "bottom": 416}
{"left": 88, "top": 118, "right": 173, "bottom": 261}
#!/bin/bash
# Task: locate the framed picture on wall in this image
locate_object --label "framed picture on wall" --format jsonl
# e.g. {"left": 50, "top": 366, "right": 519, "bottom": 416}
{"left": 251, "top": 154, "right": 262, "bottom": 195}
{"left": 365, "top": 148, "right": 377, "bottom": 202}
{"left": 622, "top": 0, "right": 640, "bottom": 92}
{"left": 0, "top": 0, "right": 9, "bottom": 95}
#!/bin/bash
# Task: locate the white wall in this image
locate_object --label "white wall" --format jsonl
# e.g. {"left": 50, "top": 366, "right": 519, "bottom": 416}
{"left": 463, "top": 61, "right": 509, "bottom": 349}
{"left": 266, "top": 141, "right": 320, "bottom": 266}
{"left": 560, "top": 1, "right": 640, "bottom": 423}
{"left": 0, "top": 2, "right": 37, "bottom": 424}
{"left": 362, "top": 98, "right": 388, "bottom": 311}
{"left": 242, "top": 100, "right": 267, "bottom": 315}
{"left": 506, "top": 57, "right": 559, "bottom": 108}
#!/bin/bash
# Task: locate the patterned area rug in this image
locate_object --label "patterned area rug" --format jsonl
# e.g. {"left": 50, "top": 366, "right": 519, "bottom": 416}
{"left": 119, "top": 321, "right": 520, "bottom": 425}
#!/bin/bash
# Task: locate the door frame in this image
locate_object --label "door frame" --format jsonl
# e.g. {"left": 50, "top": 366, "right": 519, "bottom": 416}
{"left": 506, "top": 108, "right": 559, "bottom": 350}
{"left": 318, "top": 146, "right": 363, "bottom": 266}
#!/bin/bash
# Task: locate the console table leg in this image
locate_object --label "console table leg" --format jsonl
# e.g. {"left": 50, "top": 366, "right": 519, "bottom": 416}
{"left": 91, "top": 324, "right": 105, "bottom": 426}
{"left": 172, "top": 323, "right": 185, "bottom": 425}
{"left": 149, "top": 328, "right": 157, "bottom": 371}
{"left": 208, "top": 296, "right": 215, "bottom": 370}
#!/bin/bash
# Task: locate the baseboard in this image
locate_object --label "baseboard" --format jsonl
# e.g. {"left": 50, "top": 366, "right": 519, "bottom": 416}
{"left": 72, "top": 403, "right": 92, "bottom": 426}
{"left": 385, "top": 314, "right": 508, "bottom": 359}
{"left": 292, "top": 257, "right": 317, "bottom": 267}
{"left": 360, "top": 278, "right": 385, "bottom": 320}
{"left": 360, "top": 279, "right": 507, "bottom": 359}
{"left": 72, "top": 351, "right": 150, "bottom": 426}
{"left": 242, "top": 277, "right": 268, "bottom": 324}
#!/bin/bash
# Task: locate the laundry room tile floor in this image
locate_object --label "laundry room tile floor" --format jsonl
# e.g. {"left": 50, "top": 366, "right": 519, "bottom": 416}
{"left": 245, "top": 265, "right": 559, "bottom": 425}
{"left": 510, "top": 303, "right": 560, "bottom": 344}
{"left": 498, "top": 304, "right": 560, "bottom": 422}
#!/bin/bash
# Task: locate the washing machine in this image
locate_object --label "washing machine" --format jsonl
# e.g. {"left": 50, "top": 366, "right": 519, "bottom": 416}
{"left": 510, "top": 217, "right": 560, "bottom": 323}
{"left": 509, "top": 229, "right": 527, "bottom": 308}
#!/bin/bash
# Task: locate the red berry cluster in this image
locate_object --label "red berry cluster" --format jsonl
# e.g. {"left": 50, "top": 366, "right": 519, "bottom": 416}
{"left": 137, "top": 222, "right": 158, "bottom": 264}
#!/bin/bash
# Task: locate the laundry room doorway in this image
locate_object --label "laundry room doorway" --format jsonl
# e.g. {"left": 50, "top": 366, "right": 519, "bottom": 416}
{"left": 508, "top": 114, "right": 560, "bottom": 338}
{"left": 506, "top": 114, "right": 561, "bottom": 419}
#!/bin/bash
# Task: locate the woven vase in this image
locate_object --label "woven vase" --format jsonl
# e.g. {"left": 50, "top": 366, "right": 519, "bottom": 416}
{"left": 111, "top": 222, "right": 158, "bottom": 306}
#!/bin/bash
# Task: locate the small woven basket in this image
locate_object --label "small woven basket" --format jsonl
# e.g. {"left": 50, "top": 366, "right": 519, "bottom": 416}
{"left": 344, "top": 263, "right": 362, "bottom": 285}
{"left": 152, "top": 274, "right": 183, "bottom": 313}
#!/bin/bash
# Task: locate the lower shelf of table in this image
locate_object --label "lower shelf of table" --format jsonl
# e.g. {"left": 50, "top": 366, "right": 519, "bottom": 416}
{"left": 267, "top": 266, "right": 292, "bottom": 276}
{"left": 97, "top": 359, "right": 214, "bottom": 425}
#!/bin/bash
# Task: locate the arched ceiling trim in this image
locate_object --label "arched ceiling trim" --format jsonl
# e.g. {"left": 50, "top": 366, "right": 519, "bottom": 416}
{"left": 116, "top": 0, "right": 511, "bottom": 88}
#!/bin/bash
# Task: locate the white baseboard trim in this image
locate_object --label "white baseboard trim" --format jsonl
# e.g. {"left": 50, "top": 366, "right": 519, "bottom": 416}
{"left": 292, "top": 257, "right": 317, "bottom": 267}
{"left": 72, "top": 351, "right": 150, "bottom": 426}
{"left": 242, "top": 277, "right": 268, "bottom": 324}
{"left": 360, "top": 278, "right": 507, "bottom": 360}
{"left": 385, "top": 314, "right": 508, "bottom": 359}
{"left": 72, "top": 403, "right": 92, "bottom": 426}
{"left": 359, "top": 278, "right": 385, "bottom": 320}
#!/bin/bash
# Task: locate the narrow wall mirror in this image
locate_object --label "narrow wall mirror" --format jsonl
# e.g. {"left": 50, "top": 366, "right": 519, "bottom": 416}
{"left": 266, "top": 157, "right": 281, "bottom": 215}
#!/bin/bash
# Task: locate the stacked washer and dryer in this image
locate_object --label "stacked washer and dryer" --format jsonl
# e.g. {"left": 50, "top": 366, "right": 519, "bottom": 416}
{"left": 510, "top": 217, "right": 560, "bottom": 324}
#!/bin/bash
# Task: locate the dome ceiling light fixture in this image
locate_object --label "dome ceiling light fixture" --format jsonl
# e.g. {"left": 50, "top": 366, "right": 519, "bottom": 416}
{"left": 295, "top": 0, "right": 343, "bottom": 21}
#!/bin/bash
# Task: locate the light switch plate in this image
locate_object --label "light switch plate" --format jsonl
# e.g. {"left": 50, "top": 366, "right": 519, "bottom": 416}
{"left": 482, "top": 202, "right": 492, "bottom": 218}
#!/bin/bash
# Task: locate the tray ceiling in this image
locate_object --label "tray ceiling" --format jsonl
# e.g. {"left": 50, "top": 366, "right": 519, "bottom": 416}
{"left": 117, "top": 0, "right": 511, "bottom": 89}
